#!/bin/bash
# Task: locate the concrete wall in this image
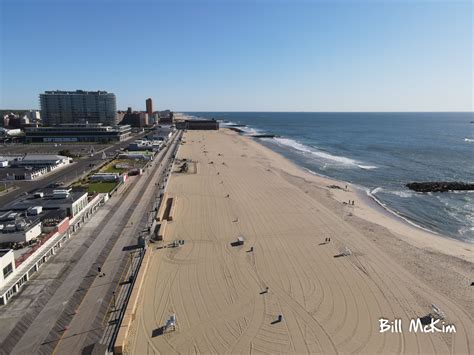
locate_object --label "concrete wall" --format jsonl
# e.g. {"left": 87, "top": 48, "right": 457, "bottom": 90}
{"left": 0, "top": 250, "right": 15, "bottom": 287}
{"left": 71, "top": 193, "right": 89, "bottom": 217}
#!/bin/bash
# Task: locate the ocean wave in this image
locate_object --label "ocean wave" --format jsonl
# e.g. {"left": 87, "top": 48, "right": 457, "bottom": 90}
{"left": 221, "top": 121, "right": 264, "bottom": 136}
{"left": 370, "top": 187, "right": 413, "bottom": 198}
{"left": 240, "top": 126, "right": 262, "bottom": 135}
{"left": 464, "top": 138, "right": 474, "bottom": 143}
{"left": 273, "top": 137, "right": 377, "bottom": 170}
{"left": 390, "top": 190, "right": 413, "bottom": 198}
{"left": 371, "top": 187, "right": 383, "bottom": 194}
{"left": 365, "top": 188, "right": 440, "bottom": 235}
{"left": 458, "top": 226, "right": 474, "bottom": 236}
{"left": 358, "top": 165, "right": 378, "bottom": 170}
{"left": 274, "top": 137, "right": 314, "bottom": 153}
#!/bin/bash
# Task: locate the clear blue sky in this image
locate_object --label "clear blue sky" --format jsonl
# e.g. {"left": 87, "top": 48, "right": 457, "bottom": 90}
{"left": 0, "top": 0, "right": 472, "bottom": 111}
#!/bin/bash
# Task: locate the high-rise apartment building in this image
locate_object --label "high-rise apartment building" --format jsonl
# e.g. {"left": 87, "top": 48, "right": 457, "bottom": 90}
{"left": 40, "top": 90, "right": 117, "bottom": 126}
{"left": 146, "top": 98, "right": 153, "bottom": 116}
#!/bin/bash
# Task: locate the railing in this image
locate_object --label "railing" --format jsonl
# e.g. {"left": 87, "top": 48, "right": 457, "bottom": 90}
{"left": 15, "top": 227, "right": 61, "bottom": 267}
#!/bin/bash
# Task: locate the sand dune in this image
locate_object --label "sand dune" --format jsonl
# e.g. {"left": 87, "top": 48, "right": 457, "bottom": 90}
{"left": 127, "top": 129, "right": 473, "bottom": 354}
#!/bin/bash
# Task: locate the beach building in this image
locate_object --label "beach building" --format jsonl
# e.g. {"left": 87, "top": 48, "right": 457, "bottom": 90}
{"left": 0, "top": 154, "right": 72, "bottom": 180}
{"left": 0, "top": 250, "right": 15, "bottom": 290}
{"left": 176, "top": 119, "right": 219, "bottom": 130}
{"left": 3, "top": 154, "right": 72, "bottom": 180}
{"left": 0, "top": 191, "right": 107, "bottom": 305}
{"left": 158, "top": 110, "right": 173, "bottom": 124}
{"left": 3, "top": 167, "right": 50, "bottom": 181}
{"left": 150, "top": 126, "right": 173, "bottom": 141}
{"left": 40, "top": 90, "right": 118, "bottom": 126}
{"left": 24, "top": 123, "right": 131, "bottom": 143}
{"left": 1, "top": 188, "right": 89, "bottom": 218}
{"left": 13, "top": 154, "right": 71, "bottom": 168}
{"left": 128, "top": 139, "right": 162, "bottom": 151}
{"left": 0, "top": 214, "right": 42, "bottom": 244}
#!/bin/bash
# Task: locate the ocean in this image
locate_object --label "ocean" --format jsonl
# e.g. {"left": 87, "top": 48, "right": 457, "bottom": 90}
{"left": 184, "top": 112, "right": 474, "bottom": 243}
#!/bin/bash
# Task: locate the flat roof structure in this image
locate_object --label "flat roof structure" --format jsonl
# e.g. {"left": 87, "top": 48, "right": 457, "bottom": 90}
{"left": 24, "top": 124, "right": 131, "bottom": 143}
{"left": 176, "top": 119, "right": 219, "bottom": 130}
{"left": 0, "top": 188, "right": 88, "bottom": 218}
{"left": 14, "top": 154, "right": 70, "bottom": 166}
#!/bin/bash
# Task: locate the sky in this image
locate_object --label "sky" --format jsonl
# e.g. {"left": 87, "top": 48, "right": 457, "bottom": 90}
{"left": 0, "top": 0, "right": 472, "bottom": 112}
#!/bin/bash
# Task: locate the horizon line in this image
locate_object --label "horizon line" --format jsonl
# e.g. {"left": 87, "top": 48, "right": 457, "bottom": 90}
{"left": 178, "top": 111, "right": 474, "bottom": 113}
{"left": 1, "top": 108, "right": 472, "bottom": 114}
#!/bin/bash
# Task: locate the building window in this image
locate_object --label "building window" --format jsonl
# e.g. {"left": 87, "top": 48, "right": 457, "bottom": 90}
{"left": 3, "top": 263, "right": 13, "bottom": 279}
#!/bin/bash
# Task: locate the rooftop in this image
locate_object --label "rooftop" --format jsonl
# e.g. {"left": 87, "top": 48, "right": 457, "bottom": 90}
{"left": 0, "top": 188, "right": 88, "bottom": 212}
{"left": 42, "top": 90, "right": 113, "bottom": 96}
{"left": 0, "top": 249, "right": 12, "bottom": 258}
{"left": 25, "top": 125, "right": 130, "bottom": 133}
{"left": 21, "top": 154, "right": 69, "bottom": 161}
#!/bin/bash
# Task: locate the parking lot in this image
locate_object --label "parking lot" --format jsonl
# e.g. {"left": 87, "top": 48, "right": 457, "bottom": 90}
{"left": 0, "top": 132, "right": 149, "bottom": 206}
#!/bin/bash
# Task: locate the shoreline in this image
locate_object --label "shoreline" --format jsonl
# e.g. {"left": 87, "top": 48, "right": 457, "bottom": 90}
{"left": 240, "top": 131, "right": 472, "bottom": 263}
{"left": 219, "top": 118, "right": 472, "bottom": 245}
{"left": 354, "top": 185, "right": 444, "bottom": 237}
{"left": 302, "top": 165, "right": 447, "bottom": 238}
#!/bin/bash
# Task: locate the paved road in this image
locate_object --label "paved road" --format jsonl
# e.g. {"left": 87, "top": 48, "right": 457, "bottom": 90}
{"left": 0, "top": 131, "right": 148, "bottom": 206}
{"left": 0, "top": 133, "right": 179, "bottom": 354}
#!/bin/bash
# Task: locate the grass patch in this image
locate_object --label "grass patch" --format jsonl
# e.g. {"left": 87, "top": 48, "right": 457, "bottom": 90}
{"left": 87, "top": 182, "right": 118, "bottom": 193}
{"left": 100, "top": 159, "right": 146, "bottom": 174}
{"left": 101, "top": 165, "right": 126, "bottom": 173}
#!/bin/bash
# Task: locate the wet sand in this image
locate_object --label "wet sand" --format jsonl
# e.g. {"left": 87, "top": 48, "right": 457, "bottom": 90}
{"left": 127, "top": 129, "right": 473, "bottom": 354}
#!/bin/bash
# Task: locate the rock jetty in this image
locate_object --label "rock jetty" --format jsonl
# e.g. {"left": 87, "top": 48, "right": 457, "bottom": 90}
{"left": 406, "top": 182, "right": 474, "bottom": 193}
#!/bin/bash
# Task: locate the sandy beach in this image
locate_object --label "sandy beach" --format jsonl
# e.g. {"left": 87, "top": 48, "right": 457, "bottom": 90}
{"left": 126, "top": 128, "right": 473, "bottom": 354}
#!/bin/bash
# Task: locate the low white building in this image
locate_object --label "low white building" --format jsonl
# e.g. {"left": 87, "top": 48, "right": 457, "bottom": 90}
{"left": 0, "top": 249, "right": 15, "bottom": 289}
{"left": 25, "top": 110, "right": 41, "bottom": 120}
{"left": 1, "top": 188, "right": 89, "bottom": 220}
{"left": 14, "top": 154, "right": 71, "bottom": 168}
{"left": 0, "top": 217, "right": 42, "bottom": 244}
{"left": 0, "top": 128, "right": 22, "bottom": 137}
{"left": 50, "top": 189, "right": 88, "bottom": 217}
